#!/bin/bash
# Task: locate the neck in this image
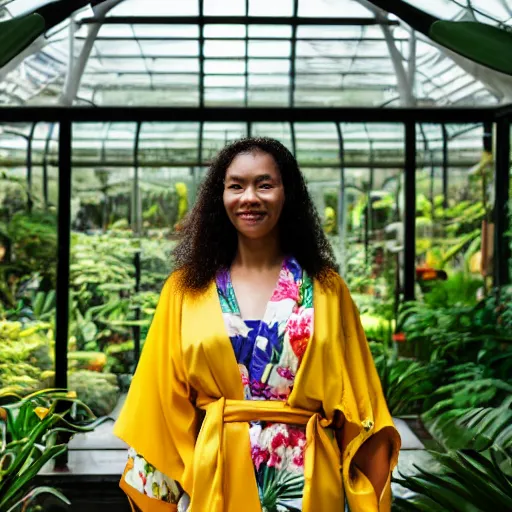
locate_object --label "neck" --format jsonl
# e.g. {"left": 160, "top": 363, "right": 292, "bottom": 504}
{"left": 233, "top": 232, "right": 283, "bottom": 270}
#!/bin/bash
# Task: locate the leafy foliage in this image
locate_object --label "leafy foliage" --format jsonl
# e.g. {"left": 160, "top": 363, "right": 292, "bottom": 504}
{"left": 257, "top": 465, "right": 303, "bottom": 512}
{"left": 0, "top": 388, "right": 109, "bottom": 512}
{"left": 393, "top": 448, "right": 512, "bottom": 512}
{"left": 370, "top": 343, "right": 444, "bottom": 416}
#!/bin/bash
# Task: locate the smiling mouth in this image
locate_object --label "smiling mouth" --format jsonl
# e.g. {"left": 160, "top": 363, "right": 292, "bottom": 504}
{"left": 237, "top": 211, "right": 266, "bottom": 221}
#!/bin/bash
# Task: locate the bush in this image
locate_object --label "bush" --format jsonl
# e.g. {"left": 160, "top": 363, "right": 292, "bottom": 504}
{"left": 68, "top": 370, "right": 120, "bottom": 417}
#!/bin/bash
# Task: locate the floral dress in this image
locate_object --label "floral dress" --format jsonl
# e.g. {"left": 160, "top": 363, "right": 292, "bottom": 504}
{"left": 124, "top": 256, "right": 315, "bottom": 512}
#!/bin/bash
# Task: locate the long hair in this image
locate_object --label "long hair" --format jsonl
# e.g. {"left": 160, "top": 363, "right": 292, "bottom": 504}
{"left": 173, "top": 137, "right": 337, "bottom": 290}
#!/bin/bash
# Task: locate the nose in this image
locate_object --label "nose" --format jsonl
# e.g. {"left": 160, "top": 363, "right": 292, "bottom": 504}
{"left": 240, "top": 184, "right": 260, "bottom": 204}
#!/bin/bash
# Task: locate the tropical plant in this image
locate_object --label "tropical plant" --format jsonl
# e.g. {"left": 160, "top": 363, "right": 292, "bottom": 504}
{"left": 393, "top": 447, "right": 512, "bottom": 512}
{"left": 370, "top": 342, "right": 444, "bottom": 417}
{"left": 0, "top": 388, "right": 109, "bottom": 512}
{"left": 397, "top": 286, "right": 512, "bottom": 366}
{"left": 0, "top": 319, "right": 53, "bottom": 396}
{"left": 257, "top": 465, "right": 303, "bottom": 512}
{"left": 393, "top": 370, "right": 512, "bottom": 511}
{"left": 0, "top": 212, "right": 57, "bottom": 309}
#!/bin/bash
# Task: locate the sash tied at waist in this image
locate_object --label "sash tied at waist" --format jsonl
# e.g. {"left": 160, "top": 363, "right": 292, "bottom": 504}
{"left": 186, "top": 398, "right": 343, "bottom": 512}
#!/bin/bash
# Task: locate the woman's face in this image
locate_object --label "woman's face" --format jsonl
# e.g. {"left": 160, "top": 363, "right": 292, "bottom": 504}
{"left": 223, "top": 151, "right": 285, "bottom": 240}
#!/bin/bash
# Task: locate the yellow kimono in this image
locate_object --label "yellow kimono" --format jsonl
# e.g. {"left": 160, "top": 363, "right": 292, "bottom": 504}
{"left": 114, "top": 270, "right": 401, "bottom": 512}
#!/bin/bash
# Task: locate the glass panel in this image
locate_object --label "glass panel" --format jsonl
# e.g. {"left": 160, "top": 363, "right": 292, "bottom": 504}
{"left": 299, "top": 0, "right": 373, "bottom": 17}
{"left": 205, "top": 59, "right": 245, "bottom": 74}
{"left": 133, "top": 25, "right": 200, "bottom": 38}
{"left": 204, "top": 25, "right": 246, "bottom": 38}
{"left": 249, "top": 40, "right": 291, "bottom": 57}
{"left": 249, "top": 0, "right": 294, "bottom": 16}
{"left": 204, "top": 40, "right": 246, "bottom": 57}
{"left": 0, "top": 122, "right": 58, "bottom": 397}
{"left": 202, "top": 123, "right": 248, "bottom": 159}
{"left": 248, "top": 25, "right": 293, "bottom": 38}
{"left": 110, "top": 0, "right": 199, "bottom": 15}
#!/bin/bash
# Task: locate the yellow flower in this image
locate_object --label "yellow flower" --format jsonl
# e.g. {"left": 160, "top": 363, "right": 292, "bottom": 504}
{"left": 66, "top": 391, "right": 77, "bottom": 399}
{"left": 34, "top": 407, "right": 50, "bottom": 420}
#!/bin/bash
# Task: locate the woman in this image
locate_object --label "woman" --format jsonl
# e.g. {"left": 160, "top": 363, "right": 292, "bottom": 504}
{"left": 114, "top": 137, "right": 401, "bottom": 512}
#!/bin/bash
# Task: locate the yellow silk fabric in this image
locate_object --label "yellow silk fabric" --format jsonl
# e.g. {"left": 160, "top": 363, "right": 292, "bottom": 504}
{"left": 114, "top": 271, "right": 401, "bottom": 512}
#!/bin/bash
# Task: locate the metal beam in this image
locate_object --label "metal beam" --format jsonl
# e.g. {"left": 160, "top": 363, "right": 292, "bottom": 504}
{"left": 26, "top": 122, "right": 37, "bottom": 213}
{"left": 42, "top": 123, "right": 55, "bottom": 210}
{"left": 83, "top": 54, "right": 394, "bottom": 61}
{"left": 244, "top": 0, "right": 249, "bottom": 107}
{"left": 76, "top": 36, "right": 410, "bottom": 42}
{"left": 335, "top": 123, "right": 346, "bottom": 277}
{"left": 289, "top": 121, "right": 297, "bottom": 157}
{"left": 0, "top": 106, "right": 499, "bottom": 123}
{"left": 404, "top": 121, "right": 416, "bottom": 301}
{"left": 59, "top": 0, "right": 126, "bottom": 105}
{"left": 290, "top": 0, "right": 299, "bottom": 108}
{"left": 132, "top": 122, "right": 142, "bottom": 234}
{"left": 442, "top": 124, "right": 448, "bottom": 209}
{"left": 199, "top": 0, "right": 205, "bottom": 108}
{"left": 494, "top": 117, "right": 510, "bottom": 287}
{"left": 55, "top": 120, "right": 72, "bottom": 390}
{"left": 133, "top": 250, "right": 141, "bottom": 364}
{"left": 9, "top": 158, "right": 482, "bottom": 169}
{"left": 79, "top": 16, "right": 400, "bottom": 26}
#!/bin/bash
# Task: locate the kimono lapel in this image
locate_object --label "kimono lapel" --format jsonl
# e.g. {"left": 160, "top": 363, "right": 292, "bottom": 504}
{"left": 181, "top": 279, "right": 244, "bottom": 400}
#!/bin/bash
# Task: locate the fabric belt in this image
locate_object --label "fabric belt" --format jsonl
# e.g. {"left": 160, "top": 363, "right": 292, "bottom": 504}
{"left": 186, "top": 398, "right": 343, "bottom": 512}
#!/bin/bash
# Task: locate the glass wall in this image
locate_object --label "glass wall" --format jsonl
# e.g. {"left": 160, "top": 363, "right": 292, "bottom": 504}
{"left": 0, "top": 122, "right": 57, "bottom": 399}
{"left": 0, "top": 118, "right": 505, "bottom": 414}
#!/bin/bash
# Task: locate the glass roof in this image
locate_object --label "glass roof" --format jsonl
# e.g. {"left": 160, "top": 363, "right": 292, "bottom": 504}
{"left": 0, "top": 0, "right": 511, "bottom": 107}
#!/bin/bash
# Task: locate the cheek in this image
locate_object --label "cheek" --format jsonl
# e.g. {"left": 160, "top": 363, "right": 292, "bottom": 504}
{"left": 273, "top": 192, "right": 285, "bottom": 214}
{"left": 223, "top": 193, "right": 237, "bottom": 214}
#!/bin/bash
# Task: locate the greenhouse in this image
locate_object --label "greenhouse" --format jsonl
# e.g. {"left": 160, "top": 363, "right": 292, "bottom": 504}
{"left": 0, "top": 0, "right": 511, "bottom": 511}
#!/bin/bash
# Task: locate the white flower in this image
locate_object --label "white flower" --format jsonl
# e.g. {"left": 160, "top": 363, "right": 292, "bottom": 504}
{"left": 249, "top": 424, "right": 262, "bottom": 447}
{"left": 223, "top": 313, "right": 250, "bottom": 337}
{"left": 265, "top": 299, "right": 296, "bottom": 327}
{"left": 144, "top": 471, "right": 156, "bottom": 497}
{"left": 256, "top": 336, "right": 268, "bottom": 351}
{"left": 124, "top": 465, "right": 144, "bottom": 494}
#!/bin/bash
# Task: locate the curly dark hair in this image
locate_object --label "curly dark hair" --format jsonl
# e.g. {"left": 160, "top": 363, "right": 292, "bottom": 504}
{"left": 173, "top": 136, "right": 337, "bottom": 290}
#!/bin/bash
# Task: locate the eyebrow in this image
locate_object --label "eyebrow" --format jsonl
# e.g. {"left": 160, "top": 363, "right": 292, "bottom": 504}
{"left": 225, "top": 174, "right": 276, "bottom": 183}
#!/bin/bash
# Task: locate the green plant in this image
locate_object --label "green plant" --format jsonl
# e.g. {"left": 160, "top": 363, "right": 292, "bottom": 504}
{"left": 420, "top": 271, "right": 483, "bottom": 309}
{"left": 370, "top": 342, "right": 444, "bottom": 417}
{"left": 0, "top": 388, "right": 108, "bottom": 512}
{"left": 67, "top": 370, "right": 120, "bottom": 417}
{"left": 0, "top": 319, "right": 53, "bottom": 396}
{"left": 0, "top": 212, "right": 57, "bottom": 309}
{"left": 393, "top": 447, "right": 512, "bottom": 512}
{"left": 397, "top": 290, "right": 512, "bottom": 366}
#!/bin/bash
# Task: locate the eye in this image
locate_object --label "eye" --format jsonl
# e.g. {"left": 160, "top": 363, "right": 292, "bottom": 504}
{"left": 259, "top": 183, "right": 273, "bottom": 189}
{"left": 228, "top": 184, "right": 242, "bottom": 190}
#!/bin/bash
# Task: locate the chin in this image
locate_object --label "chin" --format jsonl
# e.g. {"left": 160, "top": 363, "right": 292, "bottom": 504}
{"left": 239, "top": 230, "right": 269, "bottom": 240}
{"left": 235, "top": 225, "right": 273, "bottom": 240}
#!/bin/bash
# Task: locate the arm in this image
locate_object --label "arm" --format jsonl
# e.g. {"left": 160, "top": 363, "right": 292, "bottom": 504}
{"left": 352, "top": 429, "right": 392, "bottom": 499}
{"left": 114, "top": 274, "right": 199, "bottom": 506}
{"left": 121, "top": 449, "right": 190, "bottom": 511}
{"left": 336, "top": 277, "right": 401, "bottom": 511}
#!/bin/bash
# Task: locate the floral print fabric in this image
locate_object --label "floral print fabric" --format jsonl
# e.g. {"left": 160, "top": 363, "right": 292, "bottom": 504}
{"left": 217, "top": 256, "right": 314, "bottom": 511}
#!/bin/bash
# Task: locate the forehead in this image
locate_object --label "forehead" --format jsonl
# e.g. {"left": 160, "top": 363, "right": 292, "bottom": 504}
{"left": 225, "top": 150, "right": 280, "bottom": 180}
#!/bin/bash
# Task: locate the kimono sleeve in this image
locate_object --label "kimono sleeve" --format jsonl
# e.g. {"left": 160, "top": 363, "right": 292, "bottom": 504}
{"left": 114, "top": 273, "right": 198, "bottom": 496}
{"left": 337, "top": 278, "right": 401, "bottom": 512}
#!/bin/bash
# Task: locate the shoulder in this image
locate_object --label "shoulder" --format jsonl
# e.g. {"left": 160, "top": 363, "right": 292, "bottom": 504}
{"left": 162, "top": 268, "right": 213, "bottom": 300}
{"left": 159, "top": 270, "right": 186, "bottom": 300}
{"left": 316, "top": 268, "right": 349, "bottom": 296}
